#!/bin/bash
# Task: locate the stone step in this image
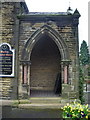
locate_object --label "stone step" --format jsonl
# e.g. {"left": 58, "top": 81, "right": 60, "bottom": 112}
{"left": 29, "top": 97, "right": 62, "bottom": 104}
{"left": 18, "top": 103, "right": 64, "bottom": 109}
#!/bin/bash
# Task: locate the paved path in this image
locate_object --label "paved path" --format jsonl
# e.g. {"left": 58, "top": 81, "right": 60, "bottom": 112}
{"left": 2, "top": 106, "right": 62, "bottom": 118}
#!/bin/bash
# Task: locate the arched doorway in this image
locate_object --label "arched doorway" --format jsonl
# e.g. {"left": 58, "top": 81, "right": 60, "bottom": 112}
{"left": 20, "top": 25, "right": 70, "bottom": 98}
{"left": 30, "top": 33, "right": 61, "bottom": 97}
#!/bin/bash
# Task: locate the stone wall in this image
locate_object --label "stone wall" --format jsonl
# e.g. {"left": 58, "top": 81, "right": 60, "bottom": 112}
{"left": 30, "top": 35, "right": 61, "bottom": 90}
{"left": 0, "top": 2, "right": 28, "bottom": 99}
{"left": 18, "top": 12, "right": 80, "bottom": 98}
{"left": 0, "top": 1, "right": 80, "bottom": 99}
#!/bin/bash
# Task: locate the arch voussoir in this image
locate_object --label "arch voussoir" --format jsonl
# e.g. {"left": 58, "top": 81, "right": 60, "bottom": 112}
{"left": 21, "top": 25, "right": 69, "bottom": 61}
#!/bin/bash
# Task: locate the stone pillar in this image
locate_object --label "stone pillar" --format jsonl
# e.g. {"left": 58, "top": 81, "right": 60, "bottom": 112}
{"left": 64, "top": 66, "right": 68, "bottom": 84}
{"left": 18, "top": 64, "right": 23, "bottom": 98}
{"left": 61, "top": 63, "right": 64, "bottom": 83}
{"left": 19, "top": 61, "right": 31, "bottom": 99}
{"left": 68, "top": 65, "right": 72, "bottom": 84}
{"left": 27, "top": 64, "right": 30, "bottom": 96}
{"left": 24, "top": 65, "right": 27, "bottom": 84}
{"left": 20, "top": 65, "right": 23, "bottom": 84}
{"left": 61, "top": 60, "right": 71, "bottom": 84}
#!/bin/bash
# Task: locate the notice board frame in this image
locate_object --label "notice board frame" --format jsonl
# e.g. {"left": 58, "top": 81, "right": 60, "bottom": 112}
{"left": 0, "top": 43, "right": 15, "bottom": 77}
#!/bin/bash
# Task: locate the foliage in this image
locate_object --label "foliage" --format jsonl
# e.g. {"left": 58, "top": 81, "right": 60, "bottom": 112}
{"left": 79, "top": 40, "right": 89, "bottom": 66}
{"left": 87, "top": 65, "right": 90, "bottom": 76}
{"left": 61, "top": 100, "right": 90, "bottom": 119}
{"left": 79, "top": 40, "right": 90, "bottom": 104}
{"left": 79, "top": 67, "right": 85, "bottom": 104}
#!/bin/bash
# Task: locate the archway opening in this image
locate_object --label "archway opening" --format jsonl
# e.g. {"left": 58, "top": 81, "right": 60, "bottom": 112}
{"left": 30, "top": 33, "right": 61, "bottom": 97}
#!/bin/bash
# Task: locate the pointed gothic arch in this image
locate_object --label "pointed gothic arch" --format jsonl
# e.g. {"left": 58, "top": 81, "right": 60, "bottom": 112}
{"left": 20, "top": 25, "right": 71, "bottom": 97}
{"left": 21, "top": 25, "right": 69, "bottom": 61}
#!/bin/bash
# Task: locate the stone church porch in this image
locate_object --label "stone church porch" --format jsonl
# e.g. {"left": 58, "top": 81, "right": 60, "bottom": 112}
{"left": 0, "top": 1, "right": 80, "bottom": 101}
{"left": 19, "top": 25, "right": 73, "bottom": 99}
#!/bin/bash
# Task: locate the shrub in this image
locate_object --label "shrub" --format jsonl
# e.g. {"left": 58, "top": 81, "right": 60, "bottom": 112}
{"left": 79, "top": 68, "right": 85, "bottom": 104}
{"left": 61, "top": 100, "right": 90, "bottom": 119}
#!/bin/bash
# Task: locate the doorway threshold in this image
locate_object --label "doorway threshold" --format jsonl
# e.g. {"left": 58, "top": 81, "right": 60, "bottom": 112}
{"left": 30, "top": 90, "right": 60, "bottom": 97}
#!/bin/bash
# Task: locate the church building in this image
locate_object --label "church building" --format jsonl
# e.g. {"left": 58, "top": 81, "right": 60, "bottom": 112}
{"left": 0, "top": 1, "right": 80, "bottom": 104}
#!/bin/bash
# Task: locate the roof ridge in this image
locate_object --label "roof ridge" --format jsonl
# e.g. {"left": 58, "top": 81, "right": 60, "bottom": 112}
{"left": 28, "top": 12, "right": 67, "bottom": 15}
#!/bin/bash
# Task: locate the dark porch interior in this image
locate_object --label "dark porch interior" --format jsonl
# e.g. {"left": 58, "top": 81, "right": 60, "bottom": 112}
{"left": 30, "top": 33, "right": 61, "bottom": 97}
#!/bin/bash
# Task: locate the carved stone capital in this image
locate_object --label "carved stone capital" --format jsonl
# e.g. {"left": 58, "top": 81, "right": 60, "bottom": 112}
{"left": 61, "top": 59, "right": 71, "bottom": 66}
{"left": 20, "top": 61, "right": 31, "bottom": 65}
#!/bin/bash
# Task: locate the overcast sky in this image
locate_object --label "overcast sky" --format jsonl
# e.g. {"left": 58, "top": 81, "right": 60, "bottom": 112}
{"left": 25, "top": 0, "right": 89, "bottom": 49}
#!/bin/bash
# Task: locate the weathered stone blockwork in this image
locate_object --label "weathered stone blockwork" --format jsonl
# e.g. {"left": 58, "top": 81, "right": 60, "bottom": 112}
{"left": 1, "top": 1, "right": 80, "bottom": 100}
{"left": 18, "top": 11, "right": 80, "bottom": 99}
{"left": 30, "top": 36, "right": 61, "bottom": 90}
{"left": 0, "top": 2, "right": 28, "bottom": 99}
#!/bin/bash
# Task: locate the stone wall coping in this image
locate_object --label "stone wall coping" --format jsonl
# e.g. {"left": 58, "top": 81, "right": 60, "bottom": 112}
{"left": 0, "top": 100, "right": 18, "bottom": 106}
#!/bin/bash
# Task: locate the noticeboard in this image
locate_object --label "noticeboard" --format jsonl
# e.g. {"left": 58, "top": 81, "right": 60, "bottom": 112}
{"left": 0, "top": 43, "right": 15, "bottom": 77}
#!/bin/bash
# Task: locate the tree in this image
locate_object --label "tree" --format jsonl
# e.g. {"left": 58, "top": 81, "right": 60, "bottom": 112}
{"left": 79, "top": 40, "right": 89, "bottom": 66}
{"left": 79, "top": 40, "right": 89, "bottom": 104}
